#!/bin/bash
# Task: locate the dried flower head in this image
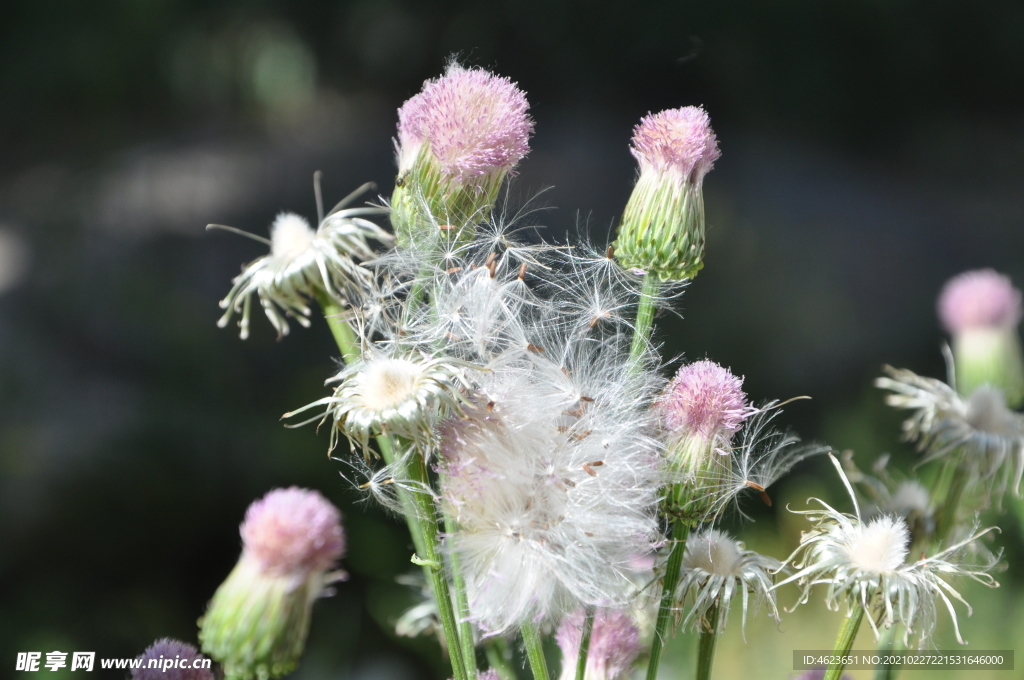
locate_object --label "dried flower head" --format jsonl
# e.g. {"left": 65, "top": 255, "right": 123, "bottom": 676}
{"left": 877, "top": 365, "right": 1024, "bottom": 502}
{"left": 937, "top": 269, "right": 1024, "bottom": 407}
{"left": 777, "top": 461, "right": 999, "bottom": 646}
{"left": 286, "top": 351, "right": 476, "bottom": 456}
{"left": 392, "top": 63, "right": 533, "bottom": 242}
{"left": 200, "top": 488, "right": 345, "bottom": 680}
{"left": 215, "top": 186, "right": 391, "bottom": 339}
{"left": 677, "top": 529, "right": 780, "bottom": 636}
{"left": 556, "top": 609, "right": 643, "bottom": 680}
{"left": 131, "top": 639, "right": 213, "bottom": 680}
{"left": 613, "top": 106, "right": 719, "bottom": 281}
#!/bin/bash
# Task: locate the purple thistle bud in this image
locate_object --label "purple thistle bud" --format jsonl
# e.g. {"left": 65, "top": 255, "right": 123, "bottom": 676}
{"left": 938, "top": 269, "right": 1022, "bottom": 333}
{"left": 937, "top": 269, "right": 1024, "bottom": 407}
{"left": 556, "top": 609, "right": 642, "bottom": 680}
{"left": 241, "top": 487, "right": 345, "bottom": 577}
{"left": 397, "top": 63, "right": 533, "bottom": 183}
{"left": 613, "top": 107, "right": 720, "bottom": 280}
{"left": 131, "top": 639, "right": 213, "bottom": 680}
{"left": 200, "top": 488, "right": 345, "bottom": 679}
{"left": 660, "top": 360, "right": 749, "bottom": 446}
{"left": 630, "top": 106, "right": 720, "bottom": 184}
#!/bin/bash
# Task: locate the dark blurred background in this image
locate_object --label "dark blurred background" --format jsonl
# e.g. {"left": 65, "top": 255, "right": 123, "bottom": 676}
{"left": 2, "top": 1, "right": 1023, "bottom": 678}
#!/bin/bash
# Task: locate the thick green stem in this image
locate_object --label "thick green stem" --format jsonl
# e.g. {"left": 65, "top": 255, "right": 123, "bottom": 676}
{"left": 485, "top": 639, "right": 517, "bottom": 680}
{"left": 316, "top": 291, "right": 361, "bottom": 364}
{"left": 825, "top": 606, "right": 866, "bottom": 680}
{"left": 874, "top": 623, "right": 903, "bottom": 680}
{"left": 406, "top": 455, "right": 468, "bottom": 680}
{"left": 575, "top": 608, "right": 595, "bottom": 680}
{"left": 521, "top": 621, "right": 551, "bottom": 680}
{"left": 444, "top": 511, "right": 478, "bottom": 677}
{"left": 695, "top": 601, "right": 720, "bottom": 680}
{"left": 315, "top": 297, "right": 463, "bottom": 678}
{"left": 629, "top": 274, "right": 659, "bottom": 369}
{"left": 936, "top": 461, "right": 969, "bottom": 544}
{"left": 645, "top": 518, "right": 692, "bottom": 680}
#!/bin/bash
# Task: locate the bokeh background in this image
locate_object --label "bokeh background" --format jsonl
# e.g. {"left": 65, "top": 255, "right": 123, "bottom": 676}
{"left": 2, "top": 1, "right": 1023, "bottom": 678}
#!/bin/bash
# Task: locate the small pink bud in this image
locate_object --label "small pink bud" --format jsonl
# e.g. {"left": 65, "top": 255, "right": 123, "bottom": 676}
{"left": 131, "top": 639, "right": 213, "bottom": 680}
{"left": 938, "top": 269, "right": 1022, "bottom": 333}
{"left": 556, "top": 609, "right": 642, "bottom": 680}
{"left": 241, "top": 487, "right": 345, "bottom": 577}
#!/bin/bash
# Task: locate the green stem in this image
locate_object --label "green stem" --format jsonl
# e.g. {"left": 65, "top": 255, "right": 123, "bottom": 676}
{"left": 315, "top": 291, "right": 361, "bottom": 364}
{"left": 406, "top": 454, "right": 469, "bottom": 680}
{"left": 629, "top": 274, "right": 659, "bottom": 369}
{"left": 444, "top": 511, "right": 478, "bottom": 677}
{"left": 314, "top": 297, "right": 462, "bottom": 678}
{"left": 824, "top": 606, "right": 865, "bottom": 680}
{"left": 575, "top": 608, "right": 595, "bottom": 680}
{"left": 695, "top": 601, "right": 721, "bottom": 680}
{"left": 873, "top": 623, "right": 903, "bottom": 680}
{"left": 521, "top": 621, "right": 551, "bottom": 680}
{"left": 936, "top": 461, "right": 969, "bottom": 544}
{"left": 645, "top": 518, "right": 692, "bottom": 680}
{"left": 485, "top": 639, "right": 517, "bottom": 680}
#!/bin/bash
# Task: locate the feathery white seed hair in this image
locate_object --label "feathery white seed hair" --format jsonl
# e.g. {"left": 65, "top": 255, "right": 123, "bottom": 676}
{"left": 776, "top": 457, "right": 1000, "bottom": 646}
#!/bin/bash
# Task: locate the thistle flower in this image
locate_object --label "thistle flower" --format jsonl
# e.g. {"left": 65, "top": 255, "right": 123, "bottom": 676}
{"left": 656, "top": 360, "right": 753, "bottom": 521}
{"left": 938, "top": 269, "right": 1024, "bottom": 407}
{"left": 613, "top": 106, "right": 720, "bottom": 281}
{"left": 131, "top": 639, "right": 213, "bottom": 680}
{"left": 877, "top": 365, "right": 1024, "bottom": 501}
{"left": 676, "top": 529, "right": 780, "bottom": 636}
{"left": 392, "top": 63, "right": 533, "bottom": 243}
{"left": 555, "top": 609, "right": 643, "bottom": 680}
{"left": 215, "top": 187, "right": 391, "bottom": 339}
{"left": 777, "top": 489, "right": 999, "bottom": 646}
{"left": 199, "top": 488, "right": 345, "bottom": 680}
{"left": 437, "top": 346, "right": 662, "bottom": 634}
{"left": 285, "top": 350, "right": 477, "bottom": 456}
{"left": 841, "top": 453, "right": 936, "bottom": 547}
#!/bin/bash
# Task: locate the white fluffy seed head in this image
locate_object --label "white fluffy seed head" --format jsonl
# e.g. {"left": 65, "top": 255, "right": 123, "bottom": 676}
{"left": 269, "top": 212, "right": 316, "bottom": 260}
{"left": 890, "top": 481, "right": 931, "bottom": 516}
{"left": 965, "top": 385, "right": 1016, "bottom": 435}
{"left": 841, "top": 515, "right": 910, "bottom": 574}
{"left": 358, "top": 358, "right": 426, "bottom": 411}
{"left": 682, "top": 529, "right": 744, "bottom": 576}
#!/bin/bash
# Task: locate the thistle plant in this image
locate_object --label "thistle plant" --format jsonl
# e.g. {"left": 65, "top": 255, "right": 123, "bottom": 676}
{"left": 152, "top": 61, "right": 1011, "bottom": 680}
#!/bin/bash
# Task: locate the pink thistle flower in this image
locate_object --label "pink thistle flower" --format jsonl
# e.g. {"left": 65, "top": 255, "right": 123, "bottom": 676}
{"left": 613, "top": 107, "right": 720, "bottom": 280}
{"left": 938, "top": 269, "right": 1022, "bottom": 333}
{"left": 200, "top": 488, "right": 345, "bottom": 680}
{"left": 556, "top": 609, "right": 642, "bottom": 680}
{"left": 659, "top": 360, "right": 750, "bottom": 448}
{"left": 397, "top": 63, "right": 533, "bottom": 184}
{"left": 936, "top": 269, "right": 1024, "bottom": 407}
{"left": 241, "top": 487, "right": 345, "bottom": 577}
{"left": 131, "top": 639, "right": 213, "bottom": 680}
{"left": 630, "top": 106, "right": 720, "bottom": 184}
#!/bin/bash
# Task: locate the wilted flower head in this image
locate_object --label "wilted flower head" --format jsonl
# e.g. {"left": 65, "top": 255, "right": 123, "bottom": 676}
{"left": 613, "top": 106, "right": 720, "bottom": 281}
{"left": 286, "top": 350, "right": 476, "bottom": 456}
{"left": 215, "top": 186, "right": 391, "bottom": 339}
{"left": 556, "top": 609, "right": 643, "bottom": 680}
{"left": 777, "top": 462, "right": 999, "bottom": 646}
{"left": 131, "top": 639, "right": 213, "bottom": 680}
{"left": 392, "top": 63, "right": 533, "bottom": 242}
{"left": 677, "top": 529, "right": 780, "bottom": 636}
{"left": 200, "top": 488, "right": 345, "bottom": 680}
{"left": 877, "top": 365, "right": 1024, "bottom": 503}
{"left": 937, "top": 269, "right": 1024, "bottom": 407}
